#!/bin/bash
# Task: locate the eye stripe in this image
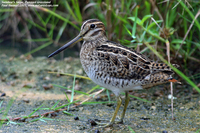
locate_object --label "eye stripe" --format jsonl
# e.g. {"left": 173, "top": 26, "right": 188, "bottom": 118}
{"left": 82, "top": 19, "right": 101, "bottom": 30}
{"left": 86, "top": 19, "right": 100, "bottom": 23}
{"left": 96, "top": 24, "right": 104, "bottom": 29}
{"left": 96, "top": 23, "right": 104, "bottom": 27}
{"left": 90, "top": 30, "right": 103, "bottom": 36}
{"left": 82, "top": 29, "right": 90, "bottom": 36}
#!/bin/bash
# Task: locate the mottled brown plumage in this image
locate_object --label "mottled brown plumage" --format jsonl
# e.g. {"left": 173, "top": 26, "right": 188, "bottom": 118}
{"left": 48, "top": 19, "right": 179, "bottom": 127}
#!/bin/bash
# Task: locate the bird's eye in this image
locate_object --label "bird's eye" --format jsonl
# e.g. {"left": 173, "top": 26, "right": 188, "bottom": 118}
{"left": 90, "top": 24, "right": 95, "bottom": 29}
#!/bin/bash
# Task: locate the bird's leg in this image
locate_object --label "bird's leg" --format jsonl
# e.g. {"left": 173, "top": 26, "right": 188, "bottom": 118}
{"left": 118, "top": 92, "right": 129, "bottom": 123}
{"left": 97, "top": 96, "right": 122, "bottom": 127}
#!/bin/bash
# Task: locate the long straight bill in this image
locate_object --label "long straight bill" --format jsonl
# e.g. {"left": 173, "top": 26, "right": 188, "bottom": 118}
{"left": 48, "top": 35, "right": 83, "bottom": 58}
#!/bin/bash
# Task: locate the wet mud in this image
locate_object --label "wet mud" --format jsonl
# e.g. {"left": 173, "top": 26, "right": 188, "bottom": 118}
{"left": 0, "top": 54, "right": 199, "bottom": 133}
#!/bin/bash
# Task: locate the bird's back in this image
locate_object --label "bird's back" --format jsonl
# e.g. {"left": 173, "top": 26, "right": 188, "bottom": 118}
{"left": 80, "top": 39, "right": 178, "bottom": 95}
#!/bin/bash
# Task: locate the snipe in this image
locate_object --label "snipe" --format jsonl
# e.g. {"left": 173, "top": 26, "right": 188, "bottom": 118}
{"left": 48, "top": 19, "right": 179, "bottom": 127}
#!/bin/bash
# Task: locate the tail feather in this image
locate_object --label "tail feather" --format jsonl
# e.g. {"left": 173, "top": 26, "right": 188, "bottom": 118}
{"left": 151, "top": 63, "right": 179, "bottom": 71}
{"left": 142, "top": 70, "right": 181, "bottom": 89}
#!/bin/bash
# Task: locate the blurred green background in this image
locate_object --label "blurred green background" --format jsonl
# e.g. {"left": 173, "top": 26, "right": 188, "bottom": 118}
{"left": 0, "top": 0, "right": 200, "bottom": 90}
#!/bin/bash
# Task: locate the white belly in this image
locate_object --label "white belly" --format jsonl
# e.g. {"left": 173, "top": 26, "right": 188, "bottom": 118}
{"left": 84, "top": 65, "right": 143, "bottom": 96}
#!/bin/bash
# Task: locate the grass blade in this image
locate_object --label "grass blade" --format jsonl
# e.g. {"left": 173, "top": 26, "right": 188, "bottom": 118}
{"left": 128, "top": 94, "right": 151, "bottom": 103}
{"left": 24, "top": 41, "right": 53, "bottom": 56}
{"left": 48, "top": 72, "right": 91, "bottom": 80}
{"left": 140, "top": 14, "right": 152, "bottom": 25}
{"left": 35, "top": 6, "right": 79, "bottom": 30}
{"left": 144, "top": 42, "right": 200, "bottom": 93}
{"left": 54, "top": 100, "right": 80, "bottom": 110}
{"left": 72, "top": 0, "right": 82, "bottom": 22}
{"left": 28, "top": 104, "right": 44, "bottom": 117}
{"left": 81, "top": 101, "right": 116, "bottom": 105}
{"left": 52, "top": 84, "right": 89, "bottom": 96}
{"left": 128, "top": 126, "right": 136, "bottom": 133}
{"left": 51, "top": 100, "right": 60, "bottom": 109}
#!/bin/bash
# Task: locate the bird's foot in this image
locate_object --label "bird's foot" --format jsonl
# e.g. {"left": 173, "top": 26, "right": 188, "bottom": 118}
{"left": 96, "top": 122, "right": 114, "bottom": 128}
{"left": 91, "top": 119, "right": 123, "bottom": 128}
{"left": 88, "top": 119, "right": 114, "bottom": 128}
{"left": 115, "top": 119, "right": 123, "bottom": 124}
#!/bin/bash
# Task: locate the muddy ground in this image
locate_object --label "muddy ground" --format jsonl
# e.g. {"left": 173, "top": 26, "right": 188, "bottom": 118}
{"left": 0, "top": 52, "right": 200, "bottom": 133}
